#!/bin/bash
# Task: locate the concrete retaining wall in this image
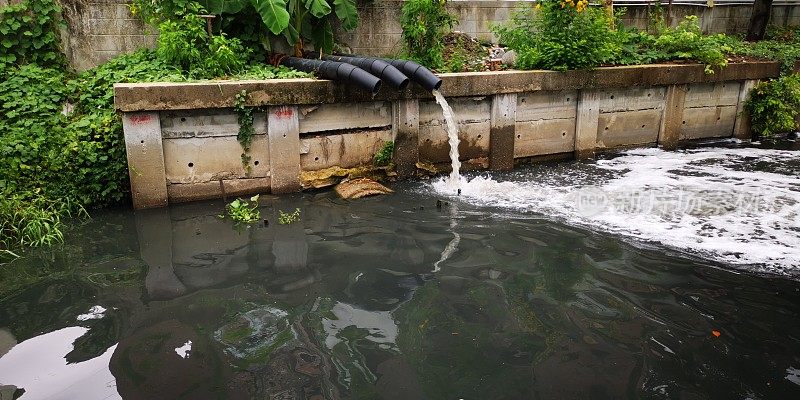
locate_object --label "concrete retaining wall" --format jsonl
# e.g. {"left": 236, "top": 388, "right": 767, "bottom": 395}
{"left": 115, "top": 62, "right": 779, "bottom": 209}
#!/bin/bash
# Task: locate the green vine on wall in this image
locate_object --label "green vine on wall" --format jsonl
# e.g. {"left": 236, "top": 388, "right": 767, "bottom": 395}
{"left": 234, "top": 89, "right": 255, "bottom": 174}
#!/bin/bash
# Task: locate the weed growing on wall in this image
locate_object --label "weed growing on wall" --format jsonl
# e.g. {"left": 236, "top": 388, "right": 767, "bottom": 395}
{"left": 400, "top": 0, "right": 458, "bottom": 71}
{"left": 373, "top": 141, "right": 394, "bottom": 166}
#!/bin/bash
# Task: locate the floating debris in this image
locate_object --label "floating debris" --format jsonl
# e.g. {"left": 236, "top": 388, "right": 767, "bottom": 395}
{"left": 335, "top": 178, "right": 393, "bottom": 199}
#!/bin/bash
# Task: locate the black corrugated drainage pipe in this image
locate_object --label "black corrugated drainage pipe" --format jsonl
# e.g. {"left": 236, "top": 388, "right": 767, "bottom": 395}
{"left": 321, "top": 54, "right": 410, "bottom": 90}
{"left": 377, "top": 58, "right": 442, "bottom": 92}
{"left": 280, "top": 56, "right": 382, "bottom": 95}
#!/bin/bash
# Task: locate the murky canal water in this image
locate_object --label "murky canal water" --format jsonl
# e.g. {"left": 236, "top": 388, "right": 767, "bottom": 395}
{"left": 1, "top": 143, "right": 800, "bottom": 399}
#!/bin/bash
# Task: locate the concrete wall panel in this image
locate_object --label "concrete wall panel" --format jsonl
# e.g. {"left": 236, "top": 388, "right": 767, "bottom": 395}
{"left": 161, "top": 110, "right": 267, "bottom": 139}
{"left": 419, "top": 122, "right": 490, "bottom": 163}
{"left": 298, "top": 101, "right": 392, "bottom": 134}
{"left": 597, "top": 109, "right": 662, "bottom": 148}
{"left": 597, "top": 87, "right": 666, "bottom": 113}
{"left": 514, "top": 119, "right": 576, "bottom": 158}
{"left": 680, "top": 105, "right": 738, "bottom": 140}
{"left": 684, "top": 82, "right": 741, "bottom": 108}
{"left": 516, "top": 91, "right": 577, "bottom": 122}
{"left": 163, "top": 136, "right": 270, "bottom": 184}
{"left": 300, "top": 130, "right": 393, "bottom": 171}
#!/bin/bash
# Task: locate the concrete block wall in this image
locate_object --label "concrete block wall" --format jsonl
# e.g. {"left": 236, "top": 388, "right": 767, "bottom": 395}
{"left": 58, "top": 0, "right": 157, "bottom": 71}
{"left": 339, "top": 2, "right": 800, "bottom": 57}
{"left": 30, "top": 0, "right": 800, "bottom": 70}
{"left": 115, "top": 63, "right": 779, "bottom": 209}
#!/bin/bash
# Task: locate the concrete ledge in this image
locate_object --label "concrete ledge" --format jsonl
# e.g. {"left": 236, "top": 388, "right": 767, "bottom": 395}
{"left": 114, "top": 62, "right": 780, "bottom": 112}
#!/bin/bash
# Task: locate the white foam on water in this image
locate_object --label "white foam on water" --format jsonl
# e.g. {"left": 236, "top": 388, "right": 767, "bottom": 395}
{"left": 431, "top": 146, "right": 800, "bottom": 275}
{"left": 76, "top": 305, "right": 107, "bottom": 321}
{"left": 175, "top": 340, "right": 192, "bottom": 358}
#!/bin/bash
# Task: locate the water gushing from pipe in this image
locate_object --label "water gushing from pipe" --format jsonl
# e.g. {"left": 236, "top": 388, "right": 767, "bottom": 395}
{"left": 432, "top": 90, "right": 462, "bottom": 190}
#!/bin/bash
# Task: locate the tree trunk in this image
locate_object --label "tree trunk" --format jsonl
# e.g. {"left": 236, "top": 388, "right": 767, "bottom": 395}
{"left": 746, "top": 0, "right": 774, "bottom": 41}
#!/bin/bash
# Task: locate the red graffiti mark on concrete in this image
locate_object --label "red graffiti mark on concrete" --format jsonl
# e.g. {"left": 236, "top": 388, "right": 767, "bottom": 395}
{"left": 129, "top": 114, "right": 152, "bottom": 125}
{"left": 273, "top": 107, "right": 294, "bottom": 119}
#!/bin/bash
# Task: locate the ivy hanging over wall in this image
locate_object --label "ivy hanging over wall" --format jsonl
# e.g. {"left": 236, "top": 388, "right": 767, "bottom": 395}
{"left": 234, "top": 89, "right": 256, "bottom": 174}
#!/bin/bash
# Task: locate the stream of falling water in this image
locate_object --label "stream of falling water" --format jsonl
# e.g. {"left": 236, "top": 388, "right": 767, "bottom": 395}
{"left": 432, "top": 90, "right": 462, "bottom": 189}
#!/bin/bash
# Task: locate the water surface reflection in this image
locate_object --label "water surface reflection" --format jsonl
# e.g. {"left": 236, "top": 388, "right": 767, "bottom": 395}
{"left": 1, "top": 186, "right": 799, "bottom": 399}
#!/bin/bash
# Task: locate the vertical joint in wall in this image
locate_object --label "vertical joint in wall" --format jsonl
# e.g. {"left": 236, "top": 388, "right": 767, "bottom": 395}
{"left": 392, "top": 99, "right": 420, "bottom": 178}
{"left": 733, "top": 80, "right": 759, "bottom": 140}
{"left": 267, "top": 105, "right": 302, "bottom": 193}
{"left": 659, "top": 84, "right": 687, "bottom": 150}
{"left": 123, "top": 111, "right": 168, "bottom": 209}
{"left": 574, "top": 89, "right": 600, "bottom": 160}
{"left": 490, "top": 93, "right": 516, "bottom": 171}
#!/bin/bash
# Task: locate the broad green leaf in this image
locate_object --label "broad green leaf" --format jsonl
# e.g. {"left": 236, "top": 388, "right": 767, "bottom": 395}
{"left": 304, "top": 0, "right": 331, "bottom": 18}
{"left": 333, "top": 0, "right": 358, "bottom": 31}
{"left": 250, "top": 0, "right": 289, "bottom": 35}
{"left": 251, "top": 0, "right": 291, "bottom": 35}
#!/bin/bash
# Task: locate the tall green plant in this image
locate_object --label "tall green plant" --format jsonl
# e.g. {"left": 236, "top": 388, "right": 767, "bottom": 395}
{"left": 157, "top": 14, "right": 249, "bottom": 78}
{"left": 400, "top": 0, "right": 458, "bottom": 70}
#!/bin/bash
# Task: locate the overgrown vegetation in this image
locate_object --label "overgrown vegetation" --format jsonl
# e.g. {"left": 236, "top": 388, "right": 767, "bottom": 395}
{"left": 492, "top": 2, "right": 730, "bottom": 73}
{"left": 493, "top": 0, "right": 617, "bottom": 71}
{"left": 400, "top": 0, "right": 458, "bottom": 71}
{"left": 0, "top": 0, "right": 309, "bottom": 253}
{"left": 132, "top": 0, "right": 359, "bottom": 57}
{"left": 156, "top": 13, "right": 249, "bottom": 78}
{"left": 745, "top": 74, "right": 800, "bottom": 138}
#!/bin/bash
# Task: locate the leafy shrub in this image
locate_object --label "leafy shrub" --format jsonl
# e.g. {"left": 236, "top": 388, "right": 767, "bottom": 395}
{"left": 400, "top": 0, "right": 459, "bottom": 70}
{"left": 132, "top": 0, "right": 359, "bottom": 57}
{"left": 157, "top": 14, "right": 249, "bottom": 78}
{"left": 745, "top": 74, "right": 800, "bottom": 138}
{"left": 493, "top": 1, "right": 616, "bottom": 71}
{"left": 0, "top": 0, "right": 64, "bottom": 70}
{"left": 648, "top": 16, "right": 730, "bottom": 74}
